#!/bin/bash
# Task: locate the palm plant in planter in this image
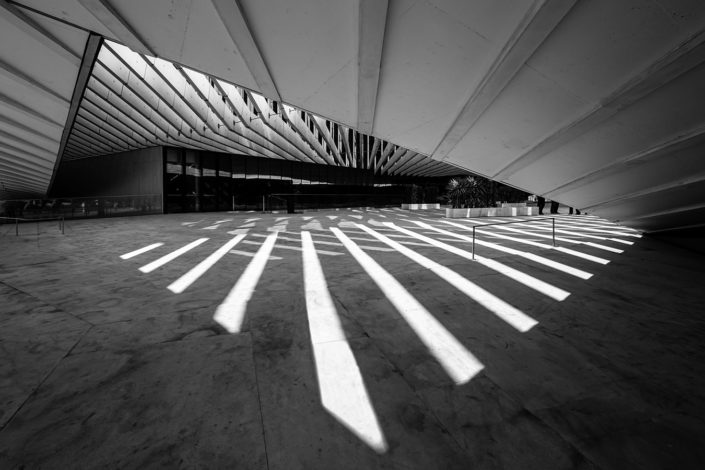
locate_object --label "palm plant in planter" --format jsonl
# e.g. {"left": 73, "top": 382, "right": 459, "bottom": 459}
{"left": 445, "top": 176, "right": 492, "bottom": 208}
{"left": 444, "top": 176, "right": 494, "bottom": 218}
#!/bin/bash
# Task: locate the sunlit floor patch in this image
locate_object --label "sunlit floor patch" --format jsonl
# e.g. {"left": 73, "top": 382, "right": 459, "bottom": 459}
{"left": 249, "top": 233, "right": 395, "bottom": 252}
{"left": 437, "top": 220, "right": 609, "bottom": 266}
{"left": 331, "top": 227, "right": 484, "bottom": 384}
{"left": 357, "top": 225, "right": 539, "bottom": 331}
{"left": 497, "top": 221, "right": 624, "bottom": 253}
{"left": 387, "top": 223, "right": 571, "bottom": 301}
{"left": 213, "top": 232, "right": 278, "bottom": 333}
{"left": 167, "top": 234, "right": 246, "bottom": 294}
{"left": 482, "top": 220, "right": 618, "bottom": 252}
{"left": 552, "top": 218, "right": 642, "bottom": 236}
{"left": 240, "top": 239, "right": 344, "bottom": 256}
{"left": 227, "top": 228, "right": 251, "bottom": 235}
{"left": 202, "top": 219, "right": 233, "bottom": 230}
{"left": 530, "top": 221, "right": 632, "bottom": 246}
{"left": 120, "top": 243, "right": 163, "bottom": 260}
{"left": 229, "top": 249, "right": 282, "bottom": 261}
{"left": 302, "top": 219, "right": 324, "bottom": 231}
{"left": 301, "top": 231, "right": 388, "bottom": 453}
{"left": 138, "top": 238, "right": 209, "bottom": 273}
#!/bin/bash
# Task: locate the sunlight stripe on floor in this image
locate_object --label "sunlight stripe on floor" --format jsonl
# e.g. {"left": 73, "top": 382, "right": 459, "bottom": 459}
{"left": 302, "top": 231, "right": 430, "bottom": 247}
{"left": 138, "top": 238, "right": 208, "bottom": 273}
{"left": 529, "top": 221, "right": 631, "bottom": 244}
{"left": 356, "top": 225, "right": 539, "bottom": 331}
{"left": 301, "top": 231, "right": 387, "bottom": 453}
{"left": 249, "top": 233, "right": 394, "bottom": 251}
{"left": 437, "top": 220, "right": 609, "bottom": 265}
{"left": 493, "top": 221, "right": 624, "bottom": 253}
{"left": 167, "top": 234, "right": 246, "bottom": 294}
{"left": 552, "top": 217, "right": 641, "bottom": 234}
{"left": 240, "top": 240, "right": 344, "bottom": 256}
{"left": 213, "top": 232, "right": 278, "bottom": 333}
{"left": 229, "top": 249, "right": 282, "bottom": 261}
{"left": 477, "top": 220, "right": 622, "bottom": 253}
{"left": 541, "top": 220, "right": 641, "bottom": 239}
{"left": 331, "top": 227, "right": 484, "bottom": 384}
{"left": 120, "top": 243, "right": 163, "bottom": 260}
{"left": 386, "top": 223, "right": 571, "bottom": 301}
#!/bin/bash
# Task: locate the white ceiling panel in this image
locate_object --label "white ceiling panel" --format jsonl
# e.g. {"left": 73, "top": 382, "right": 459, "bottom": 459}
{"left": 2, "top": 0, "right": 705, "bottom": 231}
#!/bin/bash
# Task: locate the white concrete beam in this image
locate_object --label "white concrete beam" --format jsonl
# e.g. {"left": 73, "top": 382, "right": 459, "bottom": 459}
{"left": 493, "top": 27, "right": 705, "bottom": 181}
{"left": 368, "top": 137, "right": 380, "bottom": 170}
{"left": 407, "top": 160, "right": 437, "bottom": 176}
{"left": 374, "top": 141, "right": 395, "bottom": 173}
{"left": 546, "top": 124, "right": 705, "bottom": 199}
{"left": 380, "top": 148, "right": 408, "bottom": 174}
{"left": 357, "top": 0, "right": 388, "bottom": 134}
{"left": 340, "top": 127, "right": 354, "bottom": 167}
{"left": 582, "top": 170, "right": 705, "bottom": 212}
{"left": 432, "top": 0, "right": 577, "bottom": 161}
{"left": 0, "top": 93, "right": 63, "bottom": 128}
{"left": 0, "top": 115, "right": 60, "bottom": 145}
{"left": 78, "top": 0, "right": 153, "bottom": 55}
{"left": 0, "top": 58, "right": 70, "bottom": 105}
{"left": 210, "top": 0, "right": 281, "bottom": 101}
{"left": 0, "top": 0, "right": 81, "bottom": 66}
{"left": 623, "top": 201, "right": 705, "bottom": 222}
{"left": 49, "top": 33, "right": 102, "bottom": 194}
{"left": 392, "top": 152, "right": 426, "bottom": 175}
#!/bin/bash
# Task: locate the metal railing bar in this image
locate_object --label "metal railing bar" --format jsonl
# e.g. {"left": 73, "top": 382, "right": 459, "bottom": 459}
{"left": 468, "top": 217, "right": 556, "bottom": 260}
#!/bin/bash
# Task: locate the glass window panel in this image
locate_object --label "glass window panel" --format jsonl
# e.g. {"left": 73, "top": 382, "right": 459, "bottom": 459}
{"left": 245, "top": 156, "right": 258, "bottom": 179}
{"left": 232, "top": 156, "right": 246, "bottom": 179}
{"left": 258, "top": 158, "right": 270, "bottom": 180}
{"left": 218, "top": 155, "right": 231, "bottom": 178}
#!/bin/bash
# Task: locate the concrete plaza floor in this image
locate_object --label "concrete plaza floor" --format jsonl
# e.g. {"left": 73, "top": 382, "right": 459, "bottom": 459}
{"left": 1, "top": 208, "right": 704, "bottom": 469}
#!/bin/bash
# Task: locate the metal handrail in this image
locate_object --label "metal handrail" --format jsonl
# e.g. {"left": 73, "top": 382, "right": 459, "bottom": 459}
{"left": 0, "top": 216, "right": 65, "bottom": 236}
{"left": 471, "top": 217, "right": 555, "bottom": 260}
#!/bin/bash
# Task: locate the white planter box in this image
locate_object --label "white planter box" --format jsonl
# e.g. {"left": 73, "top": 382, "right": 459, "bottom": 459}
{"left": 401, "top": 203, "right": 441, "bottom": 210}
{"left": 445, "top": 207, "right": 537, "bottom": 218}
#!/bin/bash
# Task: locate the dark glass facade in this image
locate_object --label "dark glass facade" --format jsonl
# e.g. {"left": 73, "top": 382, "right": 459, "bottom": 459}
{"left": 163, "top": 147, "right": 438, "bottom": 213}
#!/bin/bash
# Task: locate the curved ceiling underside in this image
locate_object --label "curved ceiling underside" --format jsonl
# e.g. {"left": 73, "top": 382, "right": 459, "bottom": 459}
{"left": 2, "top": 0, "right": 705, "bottom": 232}
{"left": 62, "top": 40, "right": 462, "bottom": 179}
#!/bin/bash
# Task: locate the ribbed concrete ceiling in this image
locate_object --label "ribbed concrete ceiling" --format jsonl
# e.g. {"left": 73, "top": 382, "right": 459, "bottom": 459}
{"left": 2, "top": 0, "right": 705, "bottom": 232}
{"left": 61, "top": 39, "right": 461, "bottom": 178}
{"left": 0, "top": 1, "right": 87, "bottom": 197}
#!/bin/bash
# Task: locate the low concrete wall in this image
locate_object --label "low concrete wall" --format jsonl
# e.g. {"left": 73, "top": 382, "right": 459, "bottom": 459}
{"left": 401, "top": 203, "right": 441, "bottom": 210}
{"left": 446, "top": 207, "right": 537, "bottom": 218}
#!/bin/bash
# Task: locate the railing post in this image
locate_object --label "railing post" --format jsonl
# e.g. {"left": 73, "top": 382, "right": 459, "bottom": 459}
{"left": 552, "top": 218, "right": 556, "bottom": 246}
{"left": 472, "top": 226, "right": 476, "bottom": 260}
